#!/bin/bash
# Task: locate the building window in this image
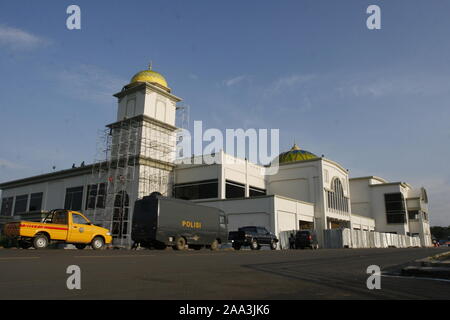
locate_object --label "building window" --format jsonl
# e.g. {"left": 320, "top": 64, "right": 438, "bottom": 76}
{"left": 112, "top": 191, "right": 129, "bottom": 239}
{"left": 1, "top": 197, "right": 14, "bottom": 216}
{"left": 249, "top": 186, "right": 266, "bottom": 197}
{"left": 384, "top": 193, "right": 406, "bottom": 224}
{"left": 408, "top": 210, "right": 419, "bottom": 220}
{"left": 14, "top": 194, "right": 29, "bottom": 215}
{"left": 173, "top": 179, "right": 218, "bottom": 200}
{"left": 29, "top": 192, "right": 43, "bottom": 211}
{"left": 64, "top": 186, "right": 84, "bottom": 211}
{"left": 226, "top": 180, "right": 245, "bottom": 199}
{"left": 326, "top": 178, "right": 349, "bottom": 212}
{"left": 86, "top": 183, "right": 106, "bottom": 210}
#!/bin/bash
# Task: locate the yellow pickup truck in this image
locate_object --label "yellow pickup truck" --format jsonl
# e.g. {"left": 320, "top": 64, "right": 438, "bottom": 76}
{"left": 3, "top": 209, "right": 112, "bottom": 250}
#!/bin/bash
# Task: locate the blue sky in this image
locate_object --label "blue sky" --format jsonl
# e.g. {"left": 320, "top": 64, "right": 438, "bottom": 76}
{"left": 0, "top": 0, "right": 449, "bottom": 226}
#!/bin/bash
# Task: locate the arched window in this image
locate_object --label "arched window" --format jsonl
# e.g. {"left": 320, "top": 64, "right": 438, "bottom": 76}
{"left": 326, "top": 178, "right": 349, "bottom": 212}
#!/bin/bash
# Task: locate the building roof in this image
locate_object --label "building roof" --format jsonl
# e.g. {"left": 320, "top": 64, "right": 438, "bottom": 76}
{"left": 0, "top": 165, "right": 93, "bottom": 189}
{"left": 349, "top": 176, "right": 389, "bottom": 183}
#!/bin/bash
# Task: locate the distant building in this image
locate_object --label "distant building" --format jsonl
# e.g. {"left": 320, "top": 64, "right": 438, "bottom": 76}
{"left": 0, "top": 66, "right": 432, "bottom": 247}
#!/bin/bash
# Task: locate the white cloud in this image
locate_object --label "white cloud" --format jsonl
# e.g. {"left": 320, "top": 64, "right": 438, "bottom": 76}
{"left": 264, "top": 74, "right": 316, "bottom": 97}
{"left": 223, "top": 75, "right": 250, "bottom": 87}
{"left": 335, "top": 73, "right": 450, "bottom": 98}
{"left": 55, "top": 64, "right": 127, "bottom": 104}
{"left": 0, "top": 158, "right": 28, "bottom": 170}
{"left": 0, "top": 25, "right": 49, "bottom": 50}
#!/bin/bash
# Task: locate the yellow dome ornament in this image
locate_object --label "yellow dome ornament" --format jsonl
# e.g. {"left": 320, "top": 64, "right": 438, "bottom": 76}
{"left": 276, "top": 143, "right": 318, "bottom": 164}
{"left": 130, "top": 62, "right": 169, "bottom": 91}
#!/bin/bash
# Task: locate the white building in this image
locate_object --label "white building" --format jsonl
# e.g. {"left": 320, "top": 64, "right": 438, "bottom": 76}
{"left": 0, "top": 67, "right": 432, "bottom": 248}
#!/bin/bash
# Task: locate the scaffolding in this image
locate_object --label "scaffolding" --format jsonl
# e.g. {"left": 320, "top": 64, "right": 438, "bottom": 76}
{"left": 87, "top": 117, "right": 176, "bottom": 247}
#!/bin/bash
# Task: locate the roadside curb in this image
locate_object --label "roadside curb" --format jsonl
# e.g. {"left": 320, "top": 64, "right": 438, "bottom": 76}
{"left": 401, "top": 266, "right": 450, "bottom": 280}
{"left": 416, "top": 250, "right": 450, "bottom": 264}
{"left": 400, "top": 250, "right": 450, "bottom": 280}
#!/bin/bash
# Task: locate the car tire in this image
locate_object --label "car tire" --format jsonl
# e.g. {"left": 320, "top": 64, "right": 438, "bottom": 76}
{"left": 210, "top": 240, "right": 219, "bottom": 251}
{"left": 270, "top": 241, "right": 277, "bottom": 250}
{"left": 250, "top": 239, "right": 260, "bottom": 250}
{"left": 232, "top": 243, "right": 241, "bottom": 250}
{"left": 33, "top": 234, "right": 49, "bottom": 249}
{"left": 173, "top": 236, "right": 186, "bottom": 251}
{"left": 75, "top": 244, "right": 87, "bottom": 250}
{"left": 91, "top": 236, "right": 105, "bottom": 250}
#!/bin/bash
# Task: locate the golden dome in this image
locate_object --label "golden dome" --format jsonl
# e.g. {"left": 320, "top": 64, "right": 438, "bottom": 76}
{"left": 130, "top": 68, "right": 168, "bottom": 89}
{"left": 276, "top": 144, "right": 318, "bottom": 164}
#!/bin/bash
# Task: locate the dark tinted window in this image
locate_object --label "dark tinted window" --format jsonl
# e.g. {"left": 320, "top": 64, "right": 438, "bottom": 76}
{"left": 86, "top": 184, "right": 97, "bottom": 209}
{"left": 408, "top": 210, "right": 419, "bottom": 220}
{"left": 29, "top": 192, "right": 43, "bottom": 211}
{"left": 240, "top": 227, "right": 257, "bottom": 233}
{"left": 86, "top": 183, "right": 107, "bottom": 210}
{"left": 174, "top": 179, "right": 218, "bottom": 200}
{"left": 387, "top": 214, "right": 405, "bottom": 223}
{"left": 249, "top": 186, "right": 266, "bottom": 197}
{"left": 1, "top": 197, "right": 14, "bottom": 216}
{"left": 226, "top": 180, "right": 245, "bottom": 199}
{"left": 97, "top": 183, "right": 106, "bottom": 208}
{"left": 14, "top": 194, "right": 28, "bottom": 214}
{"left": 64, "top": 186, "right": 84, "bottom": 211}
{"left": 384, "top": 193, "right": 406, "bottom": 224}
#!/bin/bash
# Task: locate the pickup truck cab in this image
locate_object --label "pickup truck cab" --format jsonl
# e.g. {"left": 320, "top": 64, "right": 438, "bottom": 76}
{"left": 3, "top": 209, "right": 112, "bottom": 250}
{"left": 228, "top": 226, "right": 278, "bottom": 250}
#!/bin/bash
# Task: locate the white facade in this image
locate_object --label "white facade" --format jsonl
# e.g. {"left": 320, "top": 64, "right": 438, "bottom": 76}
{"left": 0, "top": 67, "right": 433, "bottom": 248}
{"left": 349, "top": 177, "right": 432, "bottom": 247}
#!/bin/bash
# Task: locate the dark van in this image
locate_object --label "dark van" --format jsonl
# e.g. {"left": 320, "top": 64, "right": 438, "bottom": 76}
{"left": 131, "top": 193, "right": 228, "bottom": 250}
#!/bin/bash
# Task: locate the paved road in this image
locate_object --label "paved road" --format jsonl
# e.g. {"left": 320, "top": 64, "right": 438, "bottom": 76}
{"left": 0, "top": 247, "right": 448, "bottom": 299}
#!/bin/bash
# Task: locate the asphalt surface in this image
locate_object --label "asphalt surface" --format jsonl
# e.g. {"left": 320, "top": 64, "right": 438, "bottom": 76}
{"left": 0, "top": 247, "right": 449, "bottom": 299}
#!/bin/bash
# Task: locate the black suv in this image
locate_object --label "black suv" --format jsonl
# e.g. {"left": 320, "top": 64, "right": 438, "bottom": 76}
{"left": 295, "top": 230, "right": 319, "bottom": 249}
{"left": 228, "top": 226, "right": 278, "bottom": 250}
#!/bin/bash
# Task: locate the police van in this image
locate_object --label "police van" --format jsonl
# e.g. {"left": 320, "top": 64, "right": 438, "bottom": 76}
{"left": 131, "top": 193, "right": 228, "bottom": 250}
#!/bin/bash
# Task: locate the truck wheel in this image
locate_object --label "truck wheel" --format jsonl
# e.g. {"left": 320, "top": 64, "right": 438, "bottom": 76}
{"left": 19, "top": 240, "right": 32, "bottom": 249}
{"left": 232, "top": 243, "right": 241, "bottom": 250}
{"left": 173, "top": 237, "right": 186, "bottom": 251}
{"left": 91, "top": 236, "right": 105, "bottom": 250}
{"left": 210, "top": 240, "right": 219, "bottom": 251}
{"left": 270, "top": 241, "right": 277, "bottom": 250}
{"left": 250, "top": 240, "right": 260, "bottom": 250}
{"left": 75, "top": 244, "right": 87, "bottom": 250}
{"left": 33, "top": 234, "right": 49, "bottom": 249}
